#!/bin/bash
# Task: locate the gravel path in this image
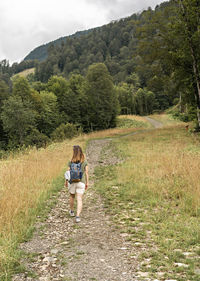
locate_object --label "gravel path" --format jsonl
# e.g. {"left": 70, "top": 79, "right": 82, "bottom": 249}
{"left": 12, "top": 118, "right": 163, "bottom": 281}
{"left": 144, "top": 117, "right": 163, "bottom": 129}
{"left": 12, "top": 139, "right": 141, "bottom": 281}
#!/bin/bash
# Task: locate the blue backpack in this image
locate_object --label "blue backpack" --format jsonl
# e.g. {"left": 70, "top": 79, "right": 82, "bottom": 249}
{"left": 70, "top": 162, "right": 82, "bottom": 183}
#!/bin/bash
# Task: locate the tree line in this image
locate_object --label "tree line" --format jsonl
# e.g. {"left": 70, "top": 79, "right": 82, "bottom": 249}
{"left": 0, "top": 61, "right": 158, "bottom": 151}
{"left": 0, "top": 63, "right": 120, "bottom": 151}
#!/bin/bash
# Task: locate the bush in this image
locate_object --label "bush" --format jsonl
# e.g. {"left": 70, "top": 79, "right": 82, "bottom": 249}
{"left": 168, "top": 105, "right": 197, "bottom": 123}
{"left": 24, "top": 128, "right": 49, "bottom": 148}
{"left": 117, "top": 117, "right": 148, "bottom": 128}
{"left": 0, "top": 149, "right": 7, "bottom": 159}
{"left": 51, "top": 123, "right": 79, "bottom": 141}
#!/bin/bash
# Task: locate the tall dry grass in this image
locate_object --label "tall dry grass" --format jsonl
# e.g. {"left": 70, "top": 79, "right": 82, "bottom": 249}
{"left": 0, "top": 114, "right": 187, "bottom": 276}
{"left": 82, "top": 116, "right": 150, "bottom": 139}
{"left": 0, "top": 116, "right": 147, "bottom": 275}
{"left": 86, "top": 127, "right": 138, "bottom": 139}
{"left": 12, "top": 68, "right": 35, "bottom": 78}
{"left": 0, "top": 139, "right": 85, "bottom": 234}
{"left": 0, "top": 137, "right": 86, "bottom": 274}
{"left": 0, "top": 115, "right": 148, "bottom": 240}
{"left": 150, "top": 113, "right": 186, "bottom": 127}
{"left": 118, "top": 114, "right": 151, "bottom": 124}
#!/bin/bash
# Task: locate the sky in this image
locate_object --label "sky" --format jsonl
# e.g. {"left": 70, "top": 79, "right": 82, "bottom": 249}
{"left": 0, "top": 0, "right": 166, "bottom": 64}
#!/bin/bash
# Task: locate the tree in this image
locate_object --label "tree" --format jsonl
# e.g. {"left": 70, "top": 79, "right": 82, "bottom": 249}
{"left": 86, "top": 63, "right": 119, "bottom": 130}
{"left": 68, "top": 74, "right": 89, "bottom": 130}
{"left": 174, "top": 0, "right": 200, "bottom": 127}
{"left": 47, "top": 75, "right": 83, "bottom": 125}
{"left": 0, "top": 80, "right": 9, "bottom": 108}
{"left": 31, "top": 90, "right": 59, "bottom": 136}
{"left": 0, "top": 80, "right": 9, "bottom": 148}
{"left": 116, "top": 83, "right": 135, "bottom": 114}
{"left": 0, "top": 59, "right": 11, "bottom": 75}
{"left": 146, "top": 90, "right": 158, "bottom": 114}
{"left": 47, "top": 75, "right": 70, "bottom": 124}
{"left": 1, "top": 96, "right": 37, "bottom": 147}
{"left": 12, "top": 76, "right": 32, "bottom": 102}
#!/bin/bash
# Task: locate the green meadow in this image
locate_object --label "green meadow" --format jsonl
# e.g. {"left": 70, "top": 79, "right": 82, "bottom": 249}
{"left": 95, "top": 116, "right": 200, "bottom": 281}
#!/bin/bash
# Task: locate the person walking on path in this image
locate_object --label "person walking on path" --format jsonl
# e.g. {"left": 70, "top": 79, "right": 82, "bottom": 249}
{"left": 65, "top": 145, "right": 89, "bottom": 223}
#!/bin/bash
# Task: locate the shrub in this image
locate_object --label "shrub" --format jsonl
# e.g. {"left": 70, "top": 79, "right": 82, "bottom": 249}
{"left": 24, "top": 128, "right": 49, "bottom": 148}
{"left": 51, "top": 123, "right": 79, "bottom": 141}
{"left": 0, "top": 150, "right": 7, "bottom": 159}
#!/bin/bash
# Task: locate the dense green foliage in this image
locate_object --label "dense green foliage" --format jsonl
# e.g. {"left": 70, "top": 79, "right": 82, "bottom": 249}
{"left": 0, "top": 0, "right": 200, "bottom": 152}
{"left": 24, "top": 29, "right": 95, "bottom": 61}
{"left": 0, "top": 64, "right": 118, "bottom": 150}
{"left": 136, "top": 0, "right": 200, "bottom": 127}
{"left": 30, "top": 1, "right": 181, "bottom": 114}
{"left": 0, "top": 59, "right": 37, "bottom": 76}
{"left": 86, "top": 63, "right": 119, "bottom": 130}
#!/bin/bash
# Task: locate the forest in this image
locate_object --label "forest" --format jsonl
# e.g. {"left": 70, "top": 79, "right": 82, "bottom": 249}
{"left": 0, "top": 0, "right": 199, "bottom": 151}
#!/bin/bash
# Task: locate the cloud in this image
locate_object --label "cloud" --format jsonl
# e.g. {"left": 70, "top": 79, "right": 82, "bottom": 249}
{"left": 0, "top": 0, "right": 107, "bottom": 63}
{"left": 86, "top": 0, "right": 166, "bottom": 20}
{"left": 0, "top": 0, "right": 166, "bottom": 63}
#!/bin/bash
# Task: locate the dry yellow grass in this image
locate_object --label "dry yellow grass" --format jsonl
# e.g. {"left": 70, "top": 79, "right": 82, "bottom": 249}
{"left": 150, "top": 113, "right": 186, "bottom": 127}
{"left": 81, "top": 116, "right": 149, "bottom": 139}
{"left": 0, "top": 114, "right": 196, "bottom": 276}
{"left": 0, "top": 138, "right": 84, "bottom": 234}
{"left": 0, "top": 125, "right": 139, "bottom": 273}
{"left": 0, "top": 116, "right": 147, "bottom": 239}
{"left": 86, "top": 127, "right": 137, "bottom": 138}
{"left": 118, "top": 114, "right": 150, "bottom": 123}
{"left": 0, "top": 137, "right": 87, "bottom": 273}
{"left": 12, "top": 68, "right": 35, "bottom": 78}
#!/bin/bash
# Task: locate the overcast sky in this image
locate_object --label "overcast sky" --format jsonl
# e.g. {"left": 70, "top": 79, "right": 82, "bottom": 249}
{"left": 0, "top": 0, "right": 166, "bottom": 64}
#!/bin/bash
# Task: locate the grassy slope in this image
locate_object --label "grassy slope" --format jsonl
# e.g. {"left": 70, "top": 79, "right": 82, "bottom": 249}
{"left": 0, "top": 115, "right": 200, "bottom": 280}
{"left": 0, "top": 116, "right": 147, "bottom": 280}
{"left": 95, "top": 116, "right": 200, "bottom": 281}
{"left": 12, "top": 68, "right": 35, "bottom": 78}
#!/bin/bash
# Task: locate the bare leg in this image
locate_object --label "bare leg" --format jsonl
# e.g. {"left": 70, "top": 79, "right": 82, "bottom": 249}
{"left": 76, "top": 193, "right": 83, "bottom": 217}
{"left": 70, "top": 194, "right": 75, "bottom": 211}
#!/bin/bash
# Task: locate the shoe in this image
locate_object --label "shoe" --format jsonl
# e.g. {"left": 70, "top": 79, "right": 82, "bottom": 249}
{"left": 75, "top": 216, "right": 81, "bottom": 223}
{"left": 69, "top": 210, "right": 75, "bottom": 217}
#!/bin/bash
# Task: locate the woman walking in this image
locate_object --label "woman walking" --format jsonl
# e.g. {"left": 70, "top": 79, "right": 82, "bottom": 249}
{"left": 65, "top": 145, "right": 89, "bottom": 223}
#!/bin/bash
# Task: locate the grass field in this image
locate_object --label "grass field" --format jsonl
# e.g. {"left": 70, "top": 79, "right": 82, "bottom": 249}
{"left": 95, "top": 119, "right": 200, "bottom": 280}
{"left": 12, "top": 68, "right": 35, "bottom": 78}
{"left": 150, "top": 113, "right": 187, "bottom": 127}
{"left": 117, "top": 115, "right": 152, "bottom": 128}
{"left": 0, "top": 115, "right": 148, "bottom": 280}
{"left": 0, "top": 114, "right": 199, "bottom": 280}
{"left": 0, "top": 138, "right": 84, "bottom": 279}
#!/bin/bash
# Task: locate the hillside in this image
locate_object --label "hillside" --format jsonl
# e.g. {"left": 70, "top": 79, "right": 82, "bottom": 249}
{"left": 12, "top": 67, "right": 35, "bottom": 78}
{"left": 1, "top": 114, "right": 200, "bottom": 280}
{"left": 26, "top": 1, "right": 173, "bottom": 83}
{"left": 24, "top": 28, "right": 96, "bottom": 61}
{"left": 30, "top": 0, "right": 177, "bottom": 112}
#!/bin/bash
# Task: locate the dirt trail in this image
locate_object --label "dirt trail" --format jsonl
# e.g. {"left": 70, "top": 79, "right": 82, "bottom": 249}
{"left": 144, "top": 117, "right": 162, "bottom": 129}
{"left": 12, "top": 118, "right": 162, "bottom": 281}
{"left": 12, "top": 139, "right": 141, "bottom": 281}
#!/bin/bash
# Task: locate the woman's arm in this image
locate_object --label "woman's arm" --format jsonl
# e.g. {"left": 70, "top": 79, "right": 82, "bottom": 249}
{"left": 85, "top": 165, "right": 89, "bottom": 190}
{"left": 64, "top": 166, "right": 71, "bottom": 187}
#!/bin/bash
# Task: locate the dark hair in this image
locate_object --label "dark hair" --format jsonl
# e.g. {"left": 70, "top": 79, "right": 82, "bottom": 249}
{"left": 71, "top": 145, "right": 85, "bottom": 163}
